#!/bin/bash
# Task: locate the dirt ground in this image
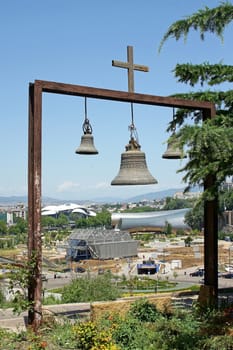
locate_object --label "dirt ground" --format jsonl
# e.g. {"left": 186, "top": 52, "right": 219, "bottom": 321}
{"left": 7, "top": 239, "right": 232, "bottom": 274}
{"left": 62, "top": 241, "right": 233, "bottom": 273}
{"left": 68, "top": 240, "right": 232, "bottom": 273}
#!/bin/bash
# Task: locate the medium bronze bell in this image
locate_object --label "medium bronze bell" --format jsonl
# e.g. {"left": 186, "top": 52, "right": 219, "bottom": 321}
{"left": 111, "top": 137, "right": 157, "bottom": 185}
{"left": 75, "top": 133, "right": 98, "bottom": 155}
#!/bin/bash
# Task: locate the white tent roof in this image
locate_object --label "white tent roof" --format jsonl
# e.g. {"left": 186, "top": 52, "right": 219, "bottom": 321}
{"left": 41, "top": 203, "right": 96, "bottom": 217}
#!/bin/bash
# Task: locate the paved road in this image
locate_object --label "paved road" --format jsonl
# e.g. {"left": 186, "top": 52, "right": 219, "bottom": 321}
{"left": 0, "top": 302, "right": 90, "bottom": 332}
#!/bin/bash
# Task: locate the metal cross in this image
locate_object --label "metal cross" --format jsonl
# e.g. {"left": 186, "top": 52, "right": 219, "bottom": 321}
{"left": 112, "top": 46, "right": 149, "bottom": 92}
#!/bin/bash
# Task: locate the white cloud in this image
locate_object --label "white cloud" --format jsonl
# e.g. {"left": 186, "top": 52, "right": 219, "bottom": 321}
{"left": 0, "top": 185, "right": 27, "bottom": 196}
{"left": 94, "top": 182, "right": 110, "bottom": 189}
{"left": 56, "top": 181, "right": 81, "bottom": 193}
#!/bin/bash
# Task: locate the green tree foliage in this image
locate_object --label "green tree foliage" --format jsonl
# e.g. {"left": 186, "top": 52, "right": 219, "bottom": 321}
{"left": 124, "top": 205, "right": 157, "bottom": 213}
{"left": 219, "top": 187, "right": 233, "bottom": 210}
{"left": 56, "top": 213, "right": 69, "bottom": 227}
{"left": 41, "top": 215, "right": 57, "bottom": 228}
{"left": 159, "top": 2, "right": 233, "bottom": 51}
{"left": 159, "top": 2, "right": 233, "bottom": 195}
{"left": 184, "top": 187, "right": 233, "bottom": 231}
{"left": 8, "top": 254, "right": 37, "bottom": 315}
{"left": 14, "top": 217, "right": 27, "bottom": 233}
{"left": 163, "top": 196, "right": 192, "bottom": 210}
{"left": 176, "top": 117, "right": 233, "bottom": 194}
{"left": 184, "top": 236, "right": 193, "bottom": 247}
{"left": 184, "top": 201, "right": 204, "bottom": 230}
{"left": 164, "top": 220, "right": 172, "bottom": 235}
{"left": 0, "top": 220, "right": 7, "bottom": 235}
{"left": 75, "top": 210, "right": 111, "bottom": 229}
{"left": 3, "top": 218, "right": 28, "bottom": 245}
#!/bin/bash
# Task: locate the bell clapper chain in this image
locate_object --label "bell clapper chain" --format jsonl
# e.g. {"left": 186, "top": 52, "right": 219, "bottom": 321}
{"left": 127, "top": 103, "right": 140, "bottom": 151}
{"left": 82, "top": 97, "right": 93, "bottom": 135}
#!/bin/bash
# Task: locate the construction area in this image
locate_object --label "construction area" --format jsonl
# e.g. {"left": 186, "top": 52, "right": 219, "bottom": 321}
{"left": 72, "top": 237, "right": 233, "bottom": 275}
{"left": 1, "top": 236, "right": 233, "bottom": 277}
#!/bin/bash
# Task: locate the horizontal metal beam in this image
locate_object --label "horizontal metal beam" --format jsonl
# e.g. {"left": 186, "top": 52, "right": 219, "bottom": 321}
{"left": 35, "top": 80, "right": 215, "bottom": 115}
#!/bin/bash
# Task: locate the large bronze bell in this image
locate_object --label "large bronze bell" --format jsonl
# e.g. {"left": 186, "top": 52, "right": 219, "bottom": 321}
{"left": 75, "top": 133, "right": 98, "bottom": 155}
{"left": 111, "top": 137, "right": 157, "bottom": 185}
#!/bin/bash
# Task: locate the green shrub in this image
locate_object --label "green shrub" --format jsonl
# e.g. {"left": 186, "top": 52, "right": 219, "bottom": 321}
{"left": 129, "top": 298, "right": 158, "bottom": 322}
{"left": 61, "top": 272, "right": 121, "bottom": 303}
{"left": 0, "top": 287, "right": 5, "bottom": 306}
{"left": 202, "top": 335, "right": 233, "bottom": 349}
{"left": 151, "top": 311, "right": 202, "bottom": 350}
{"left": 43, "top": 294, "right": 61, "bottom": 305}
{"left": 72, "top": 321, "right": 120, "bottom": 350}
{"left": 48, "top": 320, "right": 77, "bottom": 348}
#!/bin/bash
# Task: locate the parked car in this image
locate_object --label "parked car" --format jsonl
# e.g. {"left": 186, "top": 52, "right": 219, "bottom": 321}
{"left": 218, "top": 271, "right": 225, "bottom": 277}
{"left": 75, "top": 267, "right": 86, "bottom": 273}
{"left": 223, "top": 272, "right": 233, "bottom": 279}
{"left": 190, "top": 268, "right": 204, "bottom": 277}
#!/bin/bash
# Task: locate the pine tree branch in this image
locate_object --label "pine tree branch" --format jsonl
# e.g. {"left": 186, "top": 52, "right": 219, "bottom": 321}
{"left": 159, "top": 2, "right": 233, "bottom": 52}
{"left": 174, "top": 62, "right": 233, "bottom": 86}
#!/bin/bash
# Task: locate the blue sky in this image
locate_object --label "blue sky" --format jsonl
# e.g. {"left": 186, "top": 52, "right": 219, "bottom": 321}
{"left": 1, "top": 0, "right": 232, "bottom": 201}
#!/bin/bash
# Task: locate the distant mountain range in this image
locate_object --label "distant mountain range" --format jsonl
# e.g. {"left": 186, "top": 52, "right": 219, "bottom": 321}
{"left": 92, "top": 188, "right": 186, "bottom": 203}
{"left": 0, "top": 188, "right": 187, "bottom": 206}
{"left": 125, "top": 188, "right": 185, "bottom": 202}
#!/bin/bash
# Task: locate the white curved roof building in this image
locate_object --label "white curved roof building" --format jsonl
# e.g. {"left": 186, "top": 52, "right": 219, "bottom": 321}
{"left": 41, "top": 203, "right": 96, "bottom": 217}
{"left": 112, "top": 208, "right": 190, "bottom": 231}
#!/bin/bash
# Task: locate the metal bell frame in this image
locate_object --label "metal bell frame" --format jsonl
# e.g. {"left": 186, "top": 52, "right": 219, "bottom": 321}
{"left": 111, "top": 103, "right": 157, "bottom": 185}
{"left": 75, "top": 97, "right": 99, "bottom": 155}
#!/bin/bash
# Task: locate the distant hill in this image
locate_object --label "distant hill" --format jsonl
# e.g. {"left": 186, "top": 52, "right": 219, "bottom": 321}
{"left": 92, "top": 188, "right": 185, "bottom": 203}
{"left": 0, "top": 188, "right": 188, "bottom": 206}
{"left": 0, "top": 196, "right": 28, "bottom": 205}
{"left": 126, "top": 188, "right": 185, "bottom": 202}
{"left": 0, "top": 195, "right": 93, "bottom": 206}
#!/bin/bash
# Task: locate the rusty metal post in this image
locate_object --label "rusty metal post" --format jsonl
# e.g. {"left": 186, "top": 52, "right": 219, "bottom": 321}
{"left": 198, "top": 107, "right": 218, "bottom": 306}
{"left": 28, "top": 82, "right": 42, "bottom": 330}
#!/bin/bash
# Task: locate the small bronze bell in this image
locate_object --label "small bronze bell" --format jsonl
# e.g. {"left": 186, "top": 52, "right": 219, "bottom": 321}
{"left": 75, "top": 133, "right": 98, "bottom": 155}
{"left": 75, "top": 98, "right": 98, "bottom": 155}
{"left": 111, "top": 137, "right": 157, "bottom": 185}
{"left": 162, "top": 135, "right": 183, "bottom": 159}
{"left": 163, "top": 108, "right": 186, "bottom": 159}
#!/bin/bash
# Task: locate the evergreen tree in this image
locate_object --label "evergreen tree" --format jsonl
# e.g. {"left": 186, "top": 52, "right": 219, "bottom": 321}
{"left": 159, "top": 2, "right": 233, "bottom": 196}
